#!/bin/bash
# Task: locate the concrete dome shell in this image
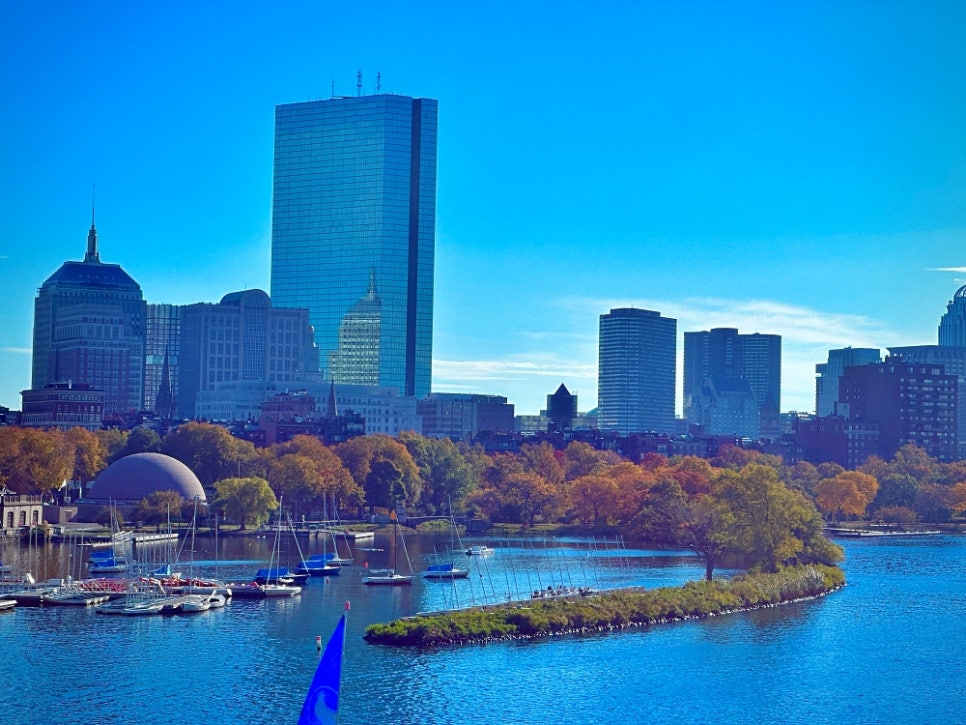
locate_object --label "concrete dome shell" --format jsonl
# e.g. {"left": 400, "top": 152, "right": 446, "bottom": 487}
{"left": 88, "top": 452, "right": 206, "bottom": 503}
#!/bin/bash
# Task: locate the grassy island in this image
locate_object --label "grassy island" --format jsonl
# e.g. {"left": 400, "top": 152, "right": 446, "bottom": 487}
{"left": 363, "top": 565, "right": 845, "bottom": 647}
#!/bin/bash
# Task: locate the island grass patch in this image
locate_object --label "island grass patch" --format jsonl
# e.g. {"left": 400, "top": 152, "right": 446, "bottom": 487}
{"left": 363, "top": 565, "right": 845, "bottom": 647}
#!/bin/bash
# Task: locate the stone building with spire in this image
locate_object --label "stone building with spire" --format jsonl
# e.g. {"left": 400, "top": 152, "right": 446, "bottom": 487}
{"left": 26, "top": 216, "right": 146, "bottom": 419}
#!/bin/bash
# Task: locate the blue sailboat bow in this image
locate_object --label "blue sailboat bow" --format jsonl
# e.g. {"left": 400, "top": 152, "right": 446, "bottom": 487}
{"left": 298, "top": 612, "right": 347, "bottom": 725}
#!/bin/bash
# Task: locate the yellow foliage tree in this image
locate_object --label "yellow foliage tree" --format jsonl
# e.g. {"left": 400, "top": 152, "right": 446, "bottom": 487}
{"left": 815, "top": 471, "right": 879, "bottom": 519}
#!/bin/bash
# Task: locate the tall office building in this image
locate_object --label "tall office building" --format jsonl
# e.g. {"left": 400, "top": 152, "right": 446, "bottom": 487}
{"left": 939, "top": 285, "right": 966, "bottom": 346}
{"left": 270, "top": 93, "right": 438, "bottom": 398}
{"left": 683, "top": 328, "right": 781, "bottom": 438}
{"left": 177, "top": 289, "right": 320, "bottom": 419}
{"left": 815, "top": 347, "right": 881, "bottom": 417}
{"left": 29, "top": 219, "right": 146, "bottom": 416}
{"left": 597, "top": 308, "right": 677, "bottom": 435}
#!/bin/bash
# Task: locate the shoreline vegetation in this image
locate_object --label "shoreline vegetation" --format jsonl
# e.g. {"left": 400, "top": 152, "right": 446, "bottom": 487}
{"left": 363, "top": 564, "right": 846, "bottom": 647}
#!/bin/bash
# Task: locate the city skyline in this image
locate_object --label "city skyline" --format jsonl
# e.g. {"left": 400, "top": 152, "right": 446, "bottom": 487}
{"left": 3, "top": 3, "right": 966, "bottom": 417}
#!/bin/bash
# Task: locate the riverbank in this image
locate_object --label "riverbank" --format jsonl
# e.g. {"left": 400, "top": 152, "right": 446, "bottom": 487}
{"left": 363, "top": 564, "right": 845, "bottom": 647}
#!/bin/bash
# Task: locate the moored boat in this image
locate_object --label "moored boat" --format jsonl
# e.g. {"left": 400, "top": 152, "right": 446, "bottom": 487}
{"left": 422, "top": 562, "right": 469, "bottom": 579}
{"left": 465, "top": 545, "right": 494, "bottom": 556}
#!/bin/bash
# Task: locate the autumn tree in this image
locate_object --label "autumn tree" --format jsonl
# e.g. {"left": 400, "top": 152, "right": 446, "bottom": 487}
{"left": 212, "top": 476, "right": 278, "bottom": 530}
{"left": 815, "top": 471, "right": 879, "bottom": 520}
{"left": 162, "top": 422, "right": 258, "bottom": 486}
{"left": 518, "top": 441, "right": 564, "bottom": 486}
{"left": 472, "top": 471, "right": 559, "bottom": 527}
{"left": 570, "top": 474, "right": 618, "bottom": 526}
{"left": 9, "top": 428, "right": 74, "bottom": 498}
{"left": 64, "top": 426, "right": 107, "bottom": 490}
{"left": 946, "top": 481, "right": 966, "bottom": 515}
{"left": 562, "top": 441, "right": 619, "bottom": 480}
{"left": 671, "top": 456, "right": 714, "bottom": 496}
{"left": 335, "top": 434, "right": 420, "bottom": 512}
{"left": 267, "top": 454, "right": 323, "bottom": 519}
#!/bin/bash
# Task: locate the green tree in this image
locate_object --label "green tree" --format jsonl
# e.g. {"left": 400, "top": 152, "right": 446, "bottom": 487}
{"left": 400, "top": 432, "right": 477, "bottom": 514}
{"left": 133, "top": 490, "right": 185, "bottom": 526}
{"left": 335, "top": 435, "right": 420, "bottom": 509}
{"left": 715, "top": 463, "right": 840, "bottom": 573}
{"left": 366, "top": 459, "right": 405, "bottom": 512}
{"left": 119, "top": 426, "right": 162, "bottom": 458}
{"left": 212, "top": 476, "right": 278, "bottom": 530}
{"left": 781, "top": 461, "right": 821, "bottom": 496}
{"left": 95, "top": 428, "right": 128, "bottom": 464}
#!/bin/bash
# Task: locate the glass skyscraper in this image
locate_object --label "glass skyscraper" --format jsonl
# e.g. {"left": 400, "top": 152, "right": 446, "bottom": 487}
{"left": 597, "top": 307, "right": 677, "bottom": 435}
{"left": 270, "top": 93, "right": 438, "bottom": 398}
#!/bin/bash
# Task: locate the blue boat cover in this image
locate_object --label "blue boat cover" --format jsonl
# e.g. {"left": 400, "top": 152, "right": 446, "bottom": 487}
{"left": 255, "top": 567, "right": 290, "bottom": 578}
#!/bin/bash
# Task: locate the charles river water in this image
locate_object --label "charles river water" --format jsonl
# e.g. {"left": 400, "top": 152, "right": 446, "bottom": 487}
{"left": 3, "top": 530, "right": 964, "bottom": 725}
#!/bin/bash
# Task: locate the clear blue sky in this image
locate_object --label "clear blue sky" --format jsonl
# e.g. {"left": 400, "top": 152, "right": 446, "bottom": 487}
{"left": 2, "top": 1, "right": 965, "bottom": 417}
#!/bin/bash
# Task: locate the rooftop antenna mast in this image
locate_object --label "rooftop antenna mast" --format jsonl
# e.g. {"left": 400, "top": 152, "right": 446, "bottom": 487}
{"left": 331, "top": 80, "right": 335, "bottom": 98}
{"left": 376, "top": 71, "right": 381, "bottom": 93}
{"left": 356, "top": 69, "right": 362, "bottom": 96}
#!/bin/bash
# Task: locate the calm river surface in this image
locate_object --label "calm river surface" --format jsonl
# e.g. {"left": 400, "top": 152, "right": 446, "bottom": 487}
{"left": 3, "top": 531, "right": 965, "bottom": 724}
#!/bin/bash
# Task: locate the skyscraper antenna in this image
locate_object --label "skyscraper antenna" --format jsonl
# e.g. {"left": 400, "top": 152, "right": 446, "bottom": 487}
{"left": 376, "top": 71, "right": 381, "bottom": 93}
{"left": 357, "top": 69, "right": 362, "bottom": 96}
{"left": 331, "top": 80, "right": 335, "bottom": 98}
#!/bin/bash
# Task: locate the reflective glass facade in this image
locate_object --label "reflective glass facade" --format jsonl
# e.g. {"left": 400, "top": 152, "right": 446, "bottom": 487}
{"left": 270, "top": 94, "right": 437, "bottom": 398}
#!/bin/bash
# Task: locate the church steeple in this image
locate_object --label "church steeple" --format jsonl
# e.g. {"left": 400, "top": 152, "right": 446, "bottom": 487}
{"left": 84, "top": 187, "right": 100, "bottom": 263}
{"left": 326, "top": 379, "right": 339, "bottom": 417}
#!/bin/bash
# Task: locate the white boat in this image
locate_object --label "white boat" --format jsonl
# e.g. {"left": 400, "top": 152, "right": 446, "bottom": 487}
{"left": 261, "top": 583, "right": 302, "bottom": 597}
{"left": 362, "top": 512, "right": 413, "bottom": 586}
{"left": 120, "top": 600, "right": 164, "bottom": 616}
{"left": 465, "top": 545, "right": 494, "bottom": 556}
{"left": 0, "top": 599, "right": 16, "bottom": 612}
{"left": 362, "top": 572, "right": 414, "bottom": 586}
{"left": 179, "top": 594, "right": 212, "bottom": 613}
{"left": 422, "top": 562, "right": 469, "bottom": 579}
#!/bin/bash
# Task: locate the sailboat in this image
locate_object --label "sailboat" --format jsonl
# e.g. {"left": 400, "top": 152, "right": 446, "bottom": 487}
{"left": 361, "top": 510, "right": 413, "bottom": 586}
{"left": 298, "top": 603, "right": 348, "bottom": 725}
{"left": 422, "top": 502, "right": 468, "bottom": 579}
{"left": 261, "top": 500, "right": 302, "bottom": 598}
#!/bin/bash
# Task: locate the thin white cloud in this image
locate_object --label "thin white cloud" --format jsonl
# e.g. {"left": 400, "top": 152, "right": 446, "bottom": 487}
{"left": 0, "top": 347, "right": 30, "bottom": 355}
{"left": 931, "top": 267, "right": 966, "bottom": 273}
{"left": 434, "top": 356, "right": 596, "bottom": 384}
